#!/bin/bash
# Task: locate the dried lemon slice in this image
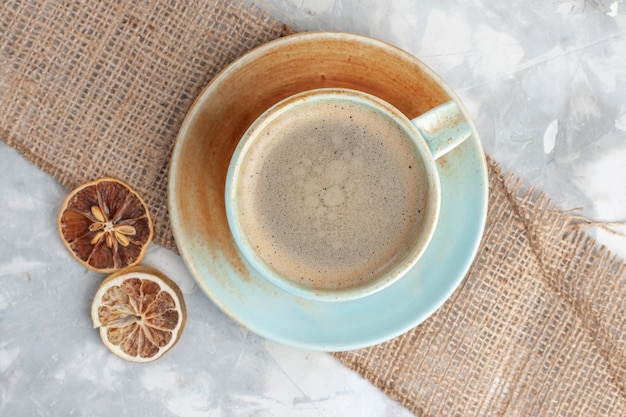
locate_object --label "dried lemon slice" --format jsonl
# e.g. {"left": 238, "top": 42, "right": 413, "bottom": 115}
{"left": 91, "top": 265, "right": 187, "bottom": 363}
{"left": 58, "top": 177, "right": 153, "bottom": 273}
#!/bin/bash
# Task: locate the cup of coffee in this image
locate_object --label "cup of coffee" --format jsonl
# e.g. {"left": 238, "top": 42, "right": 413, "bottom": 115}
{"left": 225, "top": 88, "right": 471, "bottom": 301}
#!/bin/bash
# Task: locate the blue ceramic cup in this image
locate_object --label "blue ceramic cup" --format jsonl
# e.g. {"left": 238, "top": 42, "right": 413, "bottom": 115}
{"left": 225, "top": 88, "right": 471, "bottom": 301}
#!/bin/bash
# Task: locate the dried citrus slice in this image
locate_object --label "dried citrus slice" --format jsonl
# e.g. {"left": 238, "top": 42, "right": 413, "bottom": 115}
{"left": 91, "top": 265, "right": 187, "bottom": 363}
{"left": 58, "top": 177, "right": 153, "bottom": 273}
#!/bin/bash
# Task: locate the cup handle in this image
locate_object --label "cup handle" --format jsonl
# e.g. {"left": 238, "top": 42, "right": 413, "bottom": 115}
{"left": 411, "top": 101, "right": 473, "bottom": 160}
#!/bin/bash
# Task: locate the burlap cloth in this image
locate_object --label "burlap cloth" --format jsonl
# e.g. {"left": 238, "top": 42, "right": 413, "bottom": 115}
{"left": 1, "top": 1, "right": 625, "bottom": 415}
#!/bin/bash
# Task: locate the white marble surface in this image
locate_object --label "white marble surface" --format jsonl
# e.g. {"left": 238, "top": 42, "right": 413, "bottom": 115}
{"left": 2, "top": 1, "right": 626, "bottom": 416}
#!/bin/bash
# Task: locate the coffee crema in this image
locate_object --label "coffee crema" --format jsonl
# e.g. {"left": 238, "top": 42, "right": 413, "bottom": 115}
{"left": 235, "top": 98, "right": 429, "bottom": 290}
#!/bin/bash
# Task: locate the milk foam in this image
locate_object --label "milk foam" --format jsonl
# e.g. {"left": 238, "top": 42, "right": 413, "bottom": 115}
{"left": 237, "top": 99, "right": 428, "bottom": 290}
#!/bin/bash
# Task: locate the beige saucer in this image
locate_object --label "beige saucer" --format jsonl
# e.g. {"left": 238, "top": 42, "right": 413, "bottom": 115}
{"left": 168, "top": 32, "right": 488, "bottom": 351}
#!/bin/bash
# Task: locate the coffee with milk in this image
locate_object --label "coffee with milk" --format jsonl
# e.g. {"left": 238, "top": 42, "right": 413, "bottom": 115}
{"left": 234, "top": 96, "right": 429, "bottom": 291}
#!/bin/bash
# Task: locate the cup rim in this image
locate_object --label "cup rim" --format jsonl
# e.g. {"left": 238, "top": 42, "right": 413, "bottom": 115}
{"left": 225, "top": 87, "right": 441, "bottom": 301}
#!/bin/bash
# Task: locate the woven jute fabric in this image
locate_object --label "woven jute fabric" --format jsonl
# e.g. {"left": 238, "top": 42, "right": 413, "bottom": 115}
{"left": 0, "top": 0, "right": 287, "bottom": 251}
{"left": 334, "top": 157, "right": 626, "bottom": 415}
{"left": 2, "top": 2, "right": 625, "bottom": 416}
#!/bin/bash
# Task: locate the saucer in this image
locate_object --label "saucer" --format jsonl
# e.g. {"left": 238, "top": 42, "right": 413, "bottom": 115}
{"left": 168, "top": 32, "right": 488, "bottom": 351}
